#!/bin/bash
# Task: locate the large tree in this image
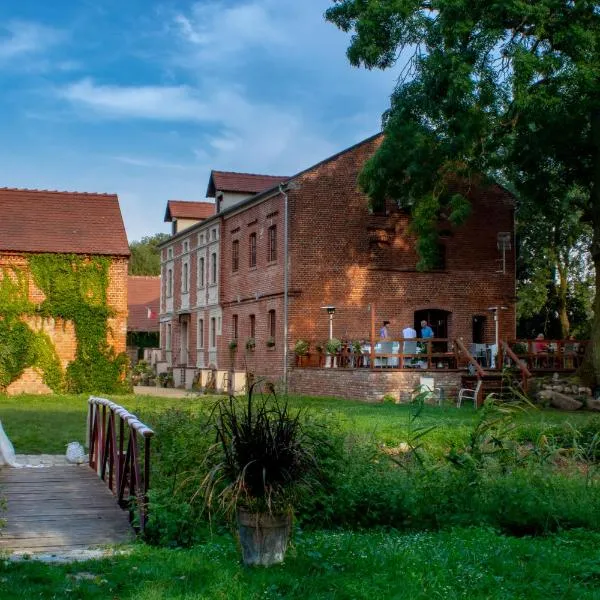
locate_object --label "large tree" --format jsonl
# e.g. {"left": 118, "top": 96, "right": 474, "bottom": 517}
{"left": 326, "top": 0, "right": 600, "bottom": 383}
{"left": 129, "top": 233, "right": 170, "bottom": 276}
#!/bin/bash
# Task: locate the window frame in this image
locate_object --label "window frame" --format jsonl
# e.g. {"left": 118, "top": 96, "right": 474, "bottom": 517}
{"left": 267, "top": 225, "right": 277, "bottom": 262}
{"left": 232, "top": 239, "right": 240, "bottom": 273}
{"left": 249, "top": 232, "right": 257, "bottom": 267}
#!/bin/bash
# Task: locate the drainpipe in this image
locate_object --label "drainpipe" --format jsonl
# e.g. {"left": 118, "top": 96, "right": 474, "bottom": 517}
{"left": 279, "top": 183, "right": 289, "bottom": 394}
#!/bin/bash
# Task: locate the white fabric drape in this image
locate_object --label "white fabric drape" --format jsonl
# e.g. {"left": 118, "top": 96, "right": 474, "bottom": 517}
{"left": 0, "top": 420, "right": 20, "bottom": 467}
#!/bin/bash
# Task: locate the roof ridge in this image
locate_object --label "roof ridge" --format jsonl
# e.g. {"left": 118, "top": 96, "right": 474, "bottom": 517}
{"left": 0, "top": 187, "right": 116, "bottom": 197}
{"left": 168, "top": 199, "right": 215, "bottom": 204}
{"left": 211, "top": 170, "right": 289, "bottom": 179}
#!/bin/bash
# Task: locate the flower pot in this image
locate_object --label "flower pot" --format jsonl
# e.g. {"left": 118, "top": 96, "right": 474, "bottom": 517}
{"left": 237, "top": 508, "right": 292, "bottom": 566}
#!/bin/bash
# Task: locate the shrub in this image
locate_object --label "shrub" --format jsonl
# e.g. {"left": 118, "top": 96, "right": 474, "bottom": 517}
{"left": 294, "top": 340, "right": 309, "bottom": 356}
{"left": 325, "top": 338, "right": 342, "bottom": 355}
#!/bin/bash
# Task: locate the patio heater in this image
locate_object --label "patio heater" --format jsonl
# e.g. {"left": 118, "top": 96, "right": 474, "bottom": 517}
{"left": 487, "top": 306, "right": 507, "bottom": 368}
{"left": 321, "top": 306, "right": 336, "bottom": 340}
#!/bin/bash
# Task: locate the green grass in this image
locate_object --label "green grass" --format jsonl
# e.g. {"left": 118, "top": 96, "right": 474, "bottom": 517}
{"left": 2, "top": 528, "right": 600, "bottom": 599}
{"left": 0, "top": 392, "right": 597, "bottom": 455}
{"left": 2, "top": 394, "right": 600, "bottom": 598}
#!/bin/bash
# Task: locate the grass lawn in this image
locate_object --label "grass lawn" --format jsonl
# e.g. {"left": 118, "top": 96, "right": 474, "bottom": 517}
{"left": 2, "top": 393, "right": 600, "bottom": 598}
{"left": 2, "top": 528, "right": 600, "bottom": 599}
{"left": 0, "top": 392, "right": 596, "bottom": 455}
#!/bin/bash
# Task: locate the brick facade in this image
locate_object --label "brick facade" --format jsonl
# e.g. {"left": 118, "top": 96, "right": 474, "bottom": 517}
{"left": 0, "top": 252, "right": 128, "bottom": 395}
{"left": 160, "top": 135, "right": 516, "bottom": 399}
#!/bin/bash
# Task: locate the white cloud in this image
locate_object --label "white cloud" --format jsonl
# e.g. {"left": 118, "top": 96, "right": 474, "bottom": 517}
{"left": 111, "top": 155, "right": 190, "bottom": 170}
{"left": 59, "top": 78, "right": 210, "bottom": 121}
{"left": 0, "top": 20, "right": 63, "bottom": 62}
{"left": 172, "top": 1, "right": 287, "bottom": 64}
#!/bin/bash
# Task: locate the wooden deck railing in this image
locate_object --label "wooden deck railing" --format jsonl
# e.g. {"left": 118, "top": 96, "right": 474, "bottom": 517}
{"left": 87, "top": 396, "right": 154, "bottom": 532}
{"left": 505, "top": 339, "right": 588, "bottom": 372}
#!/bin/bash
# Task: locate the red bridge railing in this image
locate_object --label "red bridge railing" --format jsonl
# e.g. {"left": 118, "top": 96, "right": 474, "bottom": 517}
{"left": 87, "top": 396, "right": 154, "bottom": 532}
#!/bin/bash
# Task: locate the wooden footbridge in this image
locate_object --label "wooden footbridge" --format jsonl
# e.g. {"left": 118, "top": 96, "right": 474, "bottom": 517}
{"left": 0, "top": 397, "right": 153, "bottom": 554}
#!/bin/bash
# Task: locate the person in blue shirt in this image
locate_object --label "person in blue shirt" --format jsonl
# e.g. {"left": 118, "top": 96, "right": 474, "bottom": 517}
{"left": 420, "top": 320, "right": 434, "bottom": 339}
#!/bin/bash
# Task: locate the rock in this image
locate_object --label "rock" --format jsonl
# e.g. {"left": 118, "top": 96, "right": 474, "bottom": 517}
{"left": 537, "top": 390, "right": 554, "bottom": 401}
{"left": 579, "top": 386, "right": 592, "bottom": 396}
{"left": 553, "top": 385, "right": 564, "bottom": 393}
{"left": 552, "top": 373, "right": 560, "bottom": 382}
{"left": 585, "top": 398, "right": 600, "bottom": 411}
{"left": 571, "top": 385, "right": 580, "bottom": 395}
{"left": 549, "top": 391, "right": 583, "bottom": 411}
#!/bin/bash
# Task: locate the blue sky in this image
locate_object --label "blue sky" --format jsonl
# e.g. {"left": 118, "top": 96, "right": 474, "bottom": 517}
{"left": 0, "top": 0, "right": 397, "bottom": 241}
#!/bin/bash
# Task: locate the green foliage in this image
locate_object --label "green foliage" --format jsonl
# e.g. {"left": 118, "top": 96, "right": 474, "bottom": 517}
{"left": 202, "top": 386, "right": 319, "bottom": 518}
{"left": 128, "top": 233, "right": 170, "bottom": 276}
{"left": 0, "top": 254, "right": 128, "bottom": 393}
{"left": 326, "top": 0, "right": 600, "bottom": 380}
{"left": 325, "top": 338, "right": 342, "bottom": 355}
{"left": 294, "top": 339, "right": 309, "bottom": 356}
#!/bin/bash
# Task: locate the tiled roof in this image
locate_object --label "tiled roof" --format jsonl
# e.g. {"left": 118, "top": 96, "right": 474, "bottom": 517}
{"left": 127, "top": 276, "right": 160, "bottom": 333}
{"left": 206, "top": 171, "right": 289, "bottom": 197}
{"left": 164, "top": 200, "right": 216, "bottom": 222}
{"left": 0, "top": 188, "right": 130, "bottom": 256}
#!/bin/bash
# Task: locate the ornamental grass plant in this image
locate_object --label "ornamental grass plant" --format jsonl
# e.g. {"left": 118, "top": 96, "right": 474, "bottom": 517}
{"left": 200, "top": 383, "right": 320, "bottom": 520}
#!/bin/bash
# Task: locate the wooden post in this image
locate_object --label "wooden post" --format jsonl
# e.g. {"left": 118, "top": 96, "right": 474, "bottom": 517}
{"left": 370, "top": 303, "right": 376, "bottom": 370}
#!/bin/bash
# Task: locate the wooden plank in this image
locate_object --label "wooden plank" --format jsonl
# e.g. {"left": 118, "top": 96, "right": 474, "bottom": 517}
{"left": 0, "top": 464, "right": 133, "bottom": 553}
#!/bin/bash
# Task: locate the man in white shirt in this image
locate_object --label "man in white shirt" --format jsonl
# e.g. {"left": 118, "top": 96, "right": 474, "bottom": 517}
{"left": 402, "top": 325, "right": 417, "bottom": 339}
{"left": 402, "top": 325, "right": 418, "bottom": 367}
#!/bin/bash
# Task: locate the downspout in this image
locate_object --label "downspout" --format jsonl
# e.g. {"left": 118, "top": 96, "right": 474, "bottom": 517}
{"left": 279, "top": 183, "right": 289, "bottom": 394}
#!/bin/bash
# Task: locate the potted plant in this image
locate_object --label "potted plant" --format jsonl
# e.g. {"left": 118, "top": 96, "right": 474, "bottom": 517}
{"left": 294, "top": 339, "right": 309, "bottom": 366}
{"left": 325, "top": 338, "right": 342, "bottom": 368}
{"left": 229, "top": 339, "right": 238, "bottom": 352}
{"left": 266, "top": 337, "right": 276, "bottom": 348}
{"left": 350, "top": 340, "right": 363, "bottom": 368}
{"left": 201, "top": 384, "right": 317, "bottom": 566}
{"left": 246, "top": 337, "right": 256, "bottom": 352}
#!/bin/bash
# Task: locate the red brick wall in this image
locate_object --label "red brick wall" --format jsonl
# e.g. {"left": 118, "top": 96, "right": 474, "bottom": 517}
{"left": 288, "top": 368, "right": 462, "bottom": 402}
{"left": 286, "top": 136, "right": 516, "bottom": 355}
{"left": 0, "top": 251, "right": 128, "bottom": 394}
{"left": 220, "top": 194, "right": 286, "bottom": 379}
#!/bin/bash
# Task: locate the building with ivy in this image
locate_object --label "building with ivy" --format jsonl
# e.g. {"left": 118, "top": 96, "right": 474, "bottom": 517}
{"left": 0, "top": 187, "right": 130, "bottom": 395}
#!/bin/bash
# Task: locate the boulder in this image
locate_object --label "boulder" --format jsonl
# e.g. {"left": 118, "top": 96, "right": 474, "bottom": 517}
{"left": 549, "top": 391, "right": 583, "bottom": 411}
{"left": 585, "top": 398, "right": 600, "bottom": 412}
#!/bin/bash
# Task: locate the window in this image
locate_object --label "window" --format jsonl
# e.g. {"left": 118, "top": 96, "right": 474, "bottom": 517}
{"left": 249, "top": 232, "right": 257, "bottom": 267}
{"left": 232, "top": 240, "right": 239, "bottom": 272}
{"left": 183, "top": 240, "right": 189, "bottom": 253}
{"left": 210, "top": 317, "right": 216, "bottom": 348}
{"left": 166, "top": 323, "right": 172, "bottom": 350}
{"left": 167, "top": 247, "right": 173, "bottom": 260}
{"left": 166, "top": 268, "right": 173, "bottom": 297}
{"left": 198, "top": 256, "right": 205, "bottom": 287}
{"left": 182, "top": 262, "right": 189, "bottom": 293}
{"left": 268, "top": 225, "right": 277, "bottom": 262}
{"left": 232, "top": 314, "right": 238, "bottom": 339}
{"left": 249, "top": 314, "right": 256, "bottom": 339}
{"left": 198, "top": 318, "right": 204, "bottom": 349}
{"left": 268, "top": 309, "right": 276, "bottom": 338}
{"left": 198, "top": 233, "right": 204, "bottom": 245}
{"left": 211, "top": 252, "right": 217, "bottom": 284}
{"left": 211, "top": 228, "right": 217, "bottom": 241}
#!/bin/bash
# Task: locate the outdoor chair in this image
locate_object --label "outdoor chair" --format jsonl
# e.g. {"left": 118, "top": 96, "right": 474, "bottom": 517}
{"left": 457, "top": 379, "right": 483, "bottom": 409}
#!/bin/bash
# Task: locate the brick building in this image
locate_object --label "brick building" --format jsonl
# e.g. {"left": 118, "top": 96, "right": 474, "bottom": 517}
{"left": 159, "top": 134, "right": 515, "bottom": 397}
{"left": 127, "top": 275, "right": 160, "bottom": 364}
{"left": 0, "top": 188, "right": 129, "bottom": 395}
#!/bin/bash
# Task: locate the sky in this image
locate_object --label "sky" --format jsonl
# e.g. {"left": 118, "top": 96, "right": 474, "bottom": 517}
{"left": 0, "top": 0, "right": 398, "bottom": 241}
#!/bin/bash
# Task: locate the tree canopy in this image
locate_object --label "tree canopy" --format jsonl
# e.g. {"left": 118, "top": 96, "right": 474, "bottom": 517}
{"left": 326, "top": 0, "right": 600, "bottom": 383}
{"left": 129, "top": 233, "right": 170, "bottom": 276}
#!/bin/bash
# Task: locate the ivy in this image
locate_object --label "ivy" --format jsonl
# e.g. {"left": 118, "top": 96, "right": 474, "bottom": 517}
{"left": 0, "top": 254, "right": 129, "bottom": 393}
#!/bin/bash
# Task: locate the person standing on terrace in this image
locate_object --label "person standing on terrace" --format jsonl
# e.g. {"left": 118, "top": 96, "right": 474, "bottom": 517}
{"left": 420, "top": 320, "right": 434, "bottom": 339}
{"left": 380, "top": 321, "right": 390, "bottom": 339}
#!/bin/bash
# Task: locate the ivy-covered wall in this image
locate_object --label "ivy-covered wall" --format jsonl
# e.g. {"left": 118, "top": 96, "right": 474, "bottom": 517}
{"left": 0, "top": 253, "right": 129, "bottom": 394}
